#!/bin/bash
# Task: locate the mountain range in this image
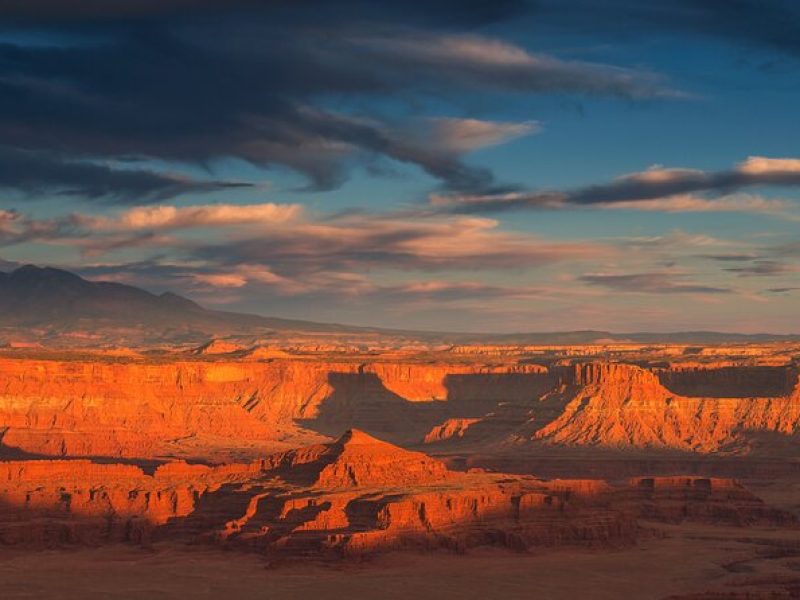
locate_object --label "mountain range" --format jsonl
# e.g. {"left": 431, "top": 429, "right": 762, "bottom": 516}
{"left": 0, "top": 265, "right": 364, "bottom": 344}
{"left": 0, "top": 264, "right": 797, "bottom": 346}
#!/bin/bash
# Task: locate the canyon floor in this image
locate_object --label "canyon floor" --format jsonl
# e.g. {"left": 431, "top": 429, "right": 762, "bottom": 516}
{"left": 3, "top": 523, "right": 800, "bottom": 600}
{"left": 1, "top": 340, "right": 800, "bottom": 598}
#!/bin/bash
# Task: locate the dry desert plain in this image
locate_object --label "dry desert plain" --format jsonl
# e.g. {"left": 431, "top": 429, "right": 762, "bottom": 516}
{"left": 1, "top": 340, "right": 800, "bottom": 599}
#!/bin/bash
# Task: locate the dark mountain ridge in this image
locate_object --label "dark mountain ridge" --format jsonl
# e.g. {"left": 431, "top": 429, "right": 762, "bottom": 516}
{"left": 0, "top": 265, "right": 362, "bottom": 342}
{"left": 0, "top": 265, "right": 797, "bottom": 346}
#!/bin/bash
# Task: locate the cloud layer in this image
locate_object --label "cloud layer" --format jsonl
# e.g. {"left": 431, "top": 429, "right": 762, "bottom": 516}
{"left": 0, "top": 1, "right": 680, "bottom": 201}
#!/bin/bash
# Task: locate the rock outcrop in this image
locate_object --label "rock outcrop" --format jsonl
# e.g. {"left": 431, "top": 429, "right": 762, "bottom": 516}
{"left": 290, "top": 429, "right": 451, "bottom": 488}
{"left": 193, "top": 339, "right": 245, "bottom": 355}
{"left": 0, "top": 353, "right": 798, "bottom": 460}
{"left": 424, "top": 418, "right": 482, "bottom": 443}
{"left": 0, "top": 356, "right": 552, "bottom": 458}
{"left": 526, "top": 363, "right": 800, "bottom": 452}
{"left": 1, "top": 432, "right": 794, "bottom": 557}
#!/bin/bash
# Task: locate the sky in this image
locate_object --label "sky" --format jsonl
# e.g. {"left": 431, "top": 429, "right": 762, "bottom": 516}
{"left": 0, "top": 0, "right": 799, "bottom": 333}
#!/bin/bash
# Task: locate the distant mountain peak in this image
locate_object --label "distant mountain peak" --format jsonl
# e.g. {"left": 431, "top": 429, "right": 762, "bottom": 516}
{"left": 9, "top": 264, "right": 84, "bottom": 281}
{"left": 0, "top": 264, "right": 796, "bottom": 347}
{"left": 0, "top": 264, "right": 361, "bottom": 345}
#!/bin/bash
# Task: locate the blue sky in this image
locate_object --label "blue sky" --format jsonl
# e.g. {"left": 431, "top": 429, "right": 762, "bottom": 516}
{"left": 0, "top": 1, "right": 798, "bottom": 332}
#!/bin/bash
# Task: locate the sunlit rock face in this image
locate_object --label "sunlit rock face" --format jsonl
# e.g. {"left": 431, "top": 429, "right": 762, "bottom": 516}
{"left": 0, "top": 350, "right": 799, "bottom": 461}
{"left": 3, "top": 430, "right": 793, "bottom": 555}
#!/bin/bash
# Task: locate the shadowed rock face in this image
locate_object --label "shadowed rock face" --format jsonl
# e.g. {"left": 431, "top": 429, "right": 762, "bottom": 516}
{"left": 1, "top": 431, "right": 793, "bottom": 557}
{"left": 656, "top": 365, "right": 796, "bottom": 398}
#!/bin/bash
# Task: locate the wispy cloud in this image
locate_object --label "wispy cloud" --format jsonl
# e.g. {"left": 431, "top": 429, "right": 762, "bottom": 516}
{"left": 723, "top": 260, "right": 799, "bottom": 277}
{"left": 351, "top": 32, "right": 678, "bottom": 99}
{"left": 0, "top": 147, "right": 249, "bottom": 204}
{"left": 597, "top": 193, "right": 793, "bottom": 216}
{"left": 434, "top": 157, "right": 800, "bottom": 214}
{"left": 72, "top": 202, "right": 303, "bottom": 231}
{"left": 579, "top": 272, "right": 731, "bottom": 295}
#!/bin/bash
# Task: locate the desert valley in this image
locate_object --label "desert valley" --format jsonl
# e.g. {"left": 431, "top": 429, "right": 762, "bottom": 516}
{"left": 1, "top": 305, "right": 800, "bottom": 598}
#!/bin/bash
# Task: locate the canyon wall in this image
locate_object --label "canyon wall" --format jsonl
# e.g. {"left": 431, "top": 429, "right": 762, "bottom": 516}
{"left": 0, "top": 355, "right": 798, "bottom": 459}
{"left": 0, "top": 357, "right": 552, "bottom": 458}
{"left": 529, "top": 363, "right": 800, "bottom": 452}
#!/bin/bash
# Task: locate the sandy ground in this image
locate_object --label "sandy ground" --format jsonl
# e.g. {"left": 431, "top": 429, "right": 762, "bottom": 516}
{"left": 2, "top": 524, "right": 799, "bottom": 600}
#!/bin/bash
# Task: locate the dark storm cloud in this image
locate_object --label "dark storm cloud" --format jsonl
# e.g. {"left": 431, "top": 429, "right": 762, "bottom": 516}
{"left": 0, "top": 0, "right": 676, "bottom": 200}
{"left": 579, "top": 272, "right": 731, "bottom": 295}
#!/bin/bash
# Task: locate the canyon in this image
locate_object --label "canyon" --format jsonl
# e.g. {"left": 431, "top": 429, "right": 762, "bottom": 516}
{"left": 1, "top": 341, "right": 799, "bottom": 598}
{"left": 0, "top": 345, "right": 798, "bottom": 460}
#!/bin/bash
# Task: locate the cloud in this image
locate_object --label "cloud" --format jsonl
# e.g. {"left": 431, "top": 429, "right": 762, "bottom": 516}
{"left": 377, "top": 280, "right": 552, "bottom": 304}
{"left": 535, "top": 1, "right": 800, "bottom": 59}
{"left": 0, "top": 208, "right": 62, "bottom": 246}
{"left": 619, "top": 231, "right": 733, "bottom": 255}
{"left": 350, "top": 32, "right": 677, "bottom": 99}
{"left": 187, "top": 213, "right": 611, "bottom": 279}
{"left": 190, "top": 272, "right": 248, "bottom": 288}
{"left": 723, "top": 260, "right": 798, "bottom": 277}
{"left": 0, "top": 147, "right": 250, "bottom": 203}
{"left": 737, "top": 157, "right": 800, "bottom": 175}
{"left": 700, "top": 253, "right": 761, "bottom": 262}
{"left": 435, "top": 157, "right": 800, "bottom": 213}
{"left": 190, "top": 264, "right": 291, "bottom": 289}
{"left": 9, "top": 202, "right": 613, "bottom": 298}
{"left": 0, "top": 4, "right": 678, "bottom": 198}
{"left": 13, "top": 0, "right": 798, "bottom": 67}
{"left": 0, "top": 0, "right": 251, "bottom": 19}
{"left": 72, "top": 202, "right": 303, "bottom": 231}
{"left": 595, "top": 193, "right": 793, "bottom": 215}
{"left": 551, "top": 156, "right": 800, "bottom": 205}
{"left": 579, "top": 272, "right": 731, "bottom": 294}
{"left": 0, "top": 0, "right": 528, "bottom": 24}
{"left": 405, "top": 118, "right": 539, "bottom": 154}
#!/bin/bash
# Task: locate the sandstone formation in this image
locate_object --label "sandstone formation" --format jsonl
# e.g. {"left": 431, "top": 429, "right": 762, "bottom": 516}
{"left": 526, "top": 363, "right": 800, "bottom": 452}
{"left": 193, "top": 339, "right": 245, "bottom": 355}
{"left": 243, "top": 346, "right": 293, "bottom": 359}
{"left": 281, "top": 429, "right": 451, "bottom": 488}
{"left": 0, "top": 356, "right": 553, "bottom": 458}
{"left": 424, "top": 418, "right": 482, "bottom": 443}
{"left": 3, "top": 431, "right": 791, "bottom": 557}
{"left": 0, "top": 351, "right": 799, "bottom": 460}
{"left": 1, "top": 342, "right": 799, "bottom": 587}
